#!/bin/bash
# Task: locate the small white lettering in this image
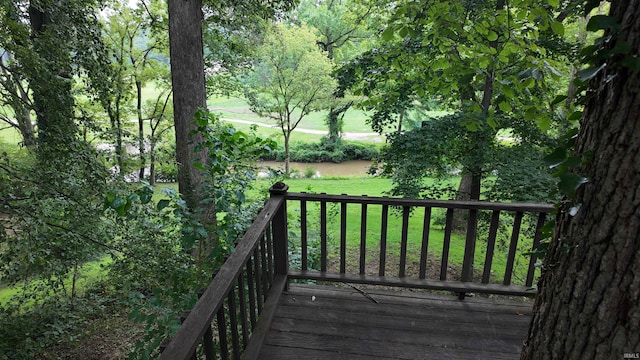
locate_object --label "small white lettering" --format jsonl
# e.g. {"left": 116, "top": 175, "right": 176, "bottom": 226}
{"left": 623, "top": 353, "right": 640, "bottom": 359}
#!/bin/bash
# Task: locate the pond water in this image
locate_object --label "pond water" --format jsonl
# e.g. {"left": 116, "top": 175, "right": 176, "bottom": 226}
{"left": 259, "top": 160, "right": 374, "bottom": 177}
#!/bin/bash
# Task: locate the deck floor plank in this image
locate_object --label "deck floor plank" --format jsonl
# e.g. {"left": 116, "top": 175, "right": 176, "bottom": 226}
{"left": 257, "top": 284, "right": 532, "bottom": 359}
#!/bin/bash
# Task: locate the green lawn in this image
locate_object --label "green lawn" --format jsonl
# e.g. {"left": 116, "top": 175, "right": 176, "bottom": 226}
{"left": 0, "top": 256, "right": 112, "bottom": 306}
{"left": 208, "top": 95, "right": 450, "bottom": 135}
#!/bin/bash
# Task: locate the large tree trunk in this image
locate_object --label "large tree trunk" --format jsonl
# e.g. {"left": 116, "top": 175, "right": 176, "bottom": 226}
{"left": 28, "top": 4, "right": 77, "bottom": 151}
{"left": 168, "top": 0, "right": 208, "bottom": 209}
{"left": 521, "top": 3, "right": 640, "bottom": 359}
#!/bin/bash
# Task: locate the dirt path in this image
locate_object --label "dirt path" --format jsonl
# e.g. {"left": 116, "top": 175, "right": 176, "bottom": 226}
{"left": 220, "top": 118, "right": 384, "bottom": 142}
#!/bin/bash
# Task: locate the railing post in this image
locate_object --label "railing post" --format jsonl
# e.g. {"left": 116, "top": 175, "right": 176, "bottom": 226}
{"left": 269, "top": 182, "right": 289, "bottom": 285}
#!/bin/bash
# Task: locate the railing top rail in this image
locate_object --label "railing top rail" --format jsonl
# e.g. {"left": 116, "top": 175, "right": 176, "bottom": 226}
{"left": 285, "top": 192, "right": 554, "bottom": 213}
{"left": 158, "top": 195, "right": 285, "bottom": 360}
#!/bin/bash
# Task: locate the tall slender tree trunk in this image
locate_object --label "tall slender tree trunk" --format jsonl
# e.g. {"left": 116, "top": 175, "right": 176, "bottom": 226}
{"left": 284, "top": 131, "right": 291, "bottom": 175}
{"left": 137, "top": 80, "right": 145, "bottom": 181}
{"left": 149, "top": 140, "right": 156, "bottom": 185}
{"left": 521, "top": 2, "right": 640, "bottom": 358}
{"left": 168, "top": 0, "right": 208, "bottom": 209}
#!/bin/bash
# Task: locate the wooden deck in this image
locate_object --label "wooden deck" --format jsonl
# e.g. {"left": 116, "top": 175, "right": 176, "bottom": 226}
{"left": 259, "top": 284, "right": 532, "bottom": 360}
{"left": 158, "top": 186, "right": 550, "bottom": 360}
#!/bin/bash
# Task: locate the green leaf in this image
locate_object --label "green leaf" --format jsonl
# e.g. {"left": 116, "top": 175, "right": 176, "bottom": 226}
{"left": 235, "top": 190, "right": 246, "bottom": 204}
{"left": 139, "top": 192, "right": 152, "bottom": 204}
{"left": 193, "top": 162, "right": 206, "bottom": 171}
{"left": 487, "top": 31, "right": 498, "bottom": 41}
{"left": 157, "top": 199, "right": 170, "bottom": 211}
{"left": 547, "top": 0, "right": 559, "bottom": 6}
{"left": 544, "top": 147, "right": 567, "bottom": 168}
{"left": 116, "top": 204, "right": 127, "bottom": 216}
{"left": 558, "top": 173, "right": 588, "bottom": 198}
{"left": 111, "top": 197, "right": 126, "bottom": 210}
{"left": 382, "top": 26, "right": 395, "bottom": 41}
{"left": 498, "top": 101, "right": 512, "bottom": 112}
{"left": 568, "top": 111, "right": 583, "bottom": 121}
{"left": 550, "top": 21, "right": 564, "bottom": 36}
{"left": 536, "top": 116, "right": 551, "bottom": 132}
{"left": 562, "top": 155, "right": 582, "bottom": 168}
{"left": 586, "top": 15, "right": 621, "bottom": 32}
{"left": 577, "top": 64, "right": 606, "bottom": 82}
{"left": 551, "top": 95, "right": 568, "bottom": 106}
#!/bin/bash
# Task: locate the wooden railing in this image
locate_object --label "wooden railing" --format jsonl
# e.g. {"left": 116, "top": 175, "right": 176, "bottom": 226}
{"left": 285, "top": 191, "right": 554, "bottom": 298}
{"left": 158, "top": 183, "right": 289, "bottom": 360}
{"left": 159, "top": 183, "right": 553, "bottom": 359}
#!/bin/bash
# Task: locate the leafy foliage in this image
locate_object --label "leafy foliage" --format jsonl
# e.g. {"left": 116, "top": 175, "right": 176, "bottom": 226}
{"left": 109, "top": 110, "right": 276, "bottom": 357}
{"left": 243, "top": 23, "right": 337, "bottom": 173}
{"left": 262, "top": 138, "right": 379, "bottom": 163}
{"left": 339, "top": 0, "right": 576, "bottom": 202}
{"left": 373, "top": 112, "right": 555, "bottom": 202}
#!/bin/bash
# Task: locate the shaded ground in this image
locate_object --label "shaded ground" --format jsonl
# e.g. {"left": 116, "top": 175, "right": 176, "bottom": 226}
{"left": 41, "top": 311, "right": 143, "bottom": 360}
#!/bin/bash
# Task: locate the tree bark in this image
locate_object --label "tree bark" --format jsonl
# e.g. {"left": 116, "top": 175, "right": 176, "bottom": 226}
{"left": 28, "top": 4, "right": 77, "bottom": 151}
{"left": 168, "top": 0, "right": 208, "bottom": 209}
{"left": 521, "top": 2, "right": 640, "bottom": 359}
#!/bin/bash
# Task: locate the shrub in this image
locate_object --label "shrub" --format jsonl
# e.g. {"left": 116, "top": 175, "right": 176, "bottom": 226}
{"left": 260, "top": 140, "right": 379, "bottom": 163}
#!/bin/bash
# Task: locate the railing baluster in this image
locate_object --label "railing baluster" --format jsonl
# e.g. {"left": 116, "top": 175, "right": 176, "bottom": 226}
{"left": 526, "top": 213, "right": 547, "bottom": 287}
{"left": 440, "top": 208, "right": 454, "bottom": 281}
{"left": 203, "top": 324, "right": 216, "bottom": 360}
{"left": 217, "top": 305, "right": 229, "bottom": 360}
{"left": 253, "top": 246, "right": 263, "bottom": 313}
{"left": 340, "top": 201, "right": 347, "bottom": 274}
{"left": 419, "top": 207, "right": 432, "bottom": 279}
{"left": 259, "top": 233, "right": 269, "bottom": 298}
{"left": 482, "top": 210, "right": 501, "bottom": 284}
{"left": 197, "top": 286, "right": 216, "bottom": 360}
{"left": 301, "top": 200, "right": 308, "bottom": 271}
{"left": 266, "top": 224, "right": 274, "bottom": 285}
{"left": 360, "top": 202, "right": 367, "bottom": 275}
{"left": 399, "top": 206, "right": 410, "bottom": 278}
{"left": 459, "top": 208, "right": 479, "bottom": 299}
{"left": 246, "top": 259, "right": 257, "bottom": 329}
{"left": 320, "top": 199, "right": 327, "bottom": 272}
{"left": 379, "top": 204, "right": 389, "bottom": 276}
{"left": 504, "top": 211, "right": 524, "bottom": 285}
{"left": 461, "top": 209, "right": 479, "bottom": 282}
{"left": 228, "top": 289, "right": 240, "bottom": 360}
{"left": 237, "top": 272, "right": 249, "bottom": 348}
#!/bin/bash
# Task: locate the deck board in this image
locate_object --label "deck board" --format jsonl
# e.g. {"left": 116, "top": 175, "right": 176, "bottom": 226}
{"left": 257, "top": 284, "right": 532, "bottom": 359}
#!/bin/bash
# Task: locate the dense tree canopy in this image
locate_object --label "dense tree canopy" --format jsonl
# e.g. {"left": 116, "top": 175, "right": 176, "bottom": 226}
{"left": 341, "top": 0, "right": 575, "bottom": 202}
